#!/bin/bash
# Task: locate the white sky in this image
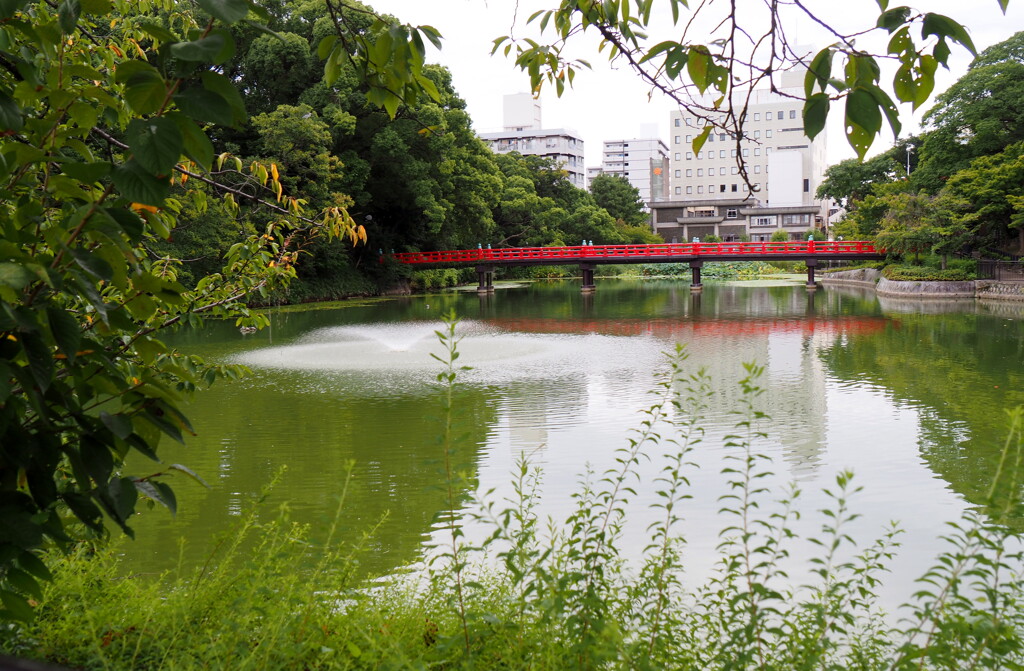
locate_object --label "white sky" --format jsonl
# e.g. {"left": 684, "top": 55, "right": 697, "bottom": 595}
{"left": 367, "top": 0, "right": 1024, "bottom": 168}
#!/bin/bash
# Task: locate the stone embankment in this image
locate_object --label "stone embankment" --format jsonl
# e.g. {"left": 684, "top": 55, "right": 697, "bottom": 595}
{"left": 820, "top": 269, "right": 1024, "bottom": 302}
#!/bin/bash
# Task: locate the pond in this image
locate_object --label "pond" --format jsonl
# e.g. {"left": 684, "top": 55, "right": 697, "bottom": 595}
{"left": 122, "top": 278, "right": 1024, "bottom": 600}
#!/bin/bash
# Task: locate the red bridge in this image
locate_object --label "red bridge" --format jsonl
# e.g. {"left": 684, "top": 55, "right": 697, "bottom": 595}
{"left": 390, "top": 241, "right": 884, "bottom": 292}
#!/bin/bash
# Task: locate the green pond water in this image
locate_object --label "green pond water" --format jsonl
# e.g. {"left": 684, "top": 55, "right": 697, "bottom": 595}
{"left": 122, "top": 278, "right": 1024, "bottom": 596}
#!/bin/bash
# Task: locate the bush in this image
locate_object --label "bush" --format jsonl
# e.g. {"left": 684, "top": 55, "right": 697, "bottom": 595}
{"left": 409, "top": 268, "right": 472, "bottom": 290}
{"left": 883, "top": 264, "right": 977, "bottom": 281}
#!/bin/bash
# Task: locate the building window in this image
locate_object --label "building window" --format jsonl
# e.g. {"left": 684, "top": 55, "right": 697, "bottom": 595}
{"left": 742, "top": 183, "right": 749, "bottom": 192}
{"left": 719, "top": 133, "right": 727, "bottom": 141}
{"left": 674, "top": 186, "right": 682, "bottom": 195}
{"left": 686, "top": 169, "right": 693, "bottom": 177}
{"left": 686, "top": 152, "right": 693, "bottom": 160}
{"left": 708, "top": 134, "right": 714, "bottom": 142}
{"left": 674, "top": 118, "right": 681, "bottom": 126}
{"left": 674, "top": 135, "right": 681, "bottom": 144}
{"left": 719, "top": 150, "right": 726, "bottom": 158}
{"left": 766, "top": 129, "right": 773, "bottom": 138}
{"left": 674, "top": 153, "right": 681, "bottom": 160}
{"left": 752, "top": 216, "right": 775, "bottom": 227}
{"left": 719, "top": 167, "right": 726, "bottom": 175}
{"left": 719, "top": 184, "right": 726, "bottom": 193}
{"left": 754, "top": 112, "right": 761, "bottom": 121}
{"left": 754, "top": 165, "right": 761, "bottom": 174}
{"left": 754, "top": 130, "right": 761, "bottom": 139}
{"left": 686, "top": 135, "right": 692, "bottom": 143}
{"left": 686, "top": 118, "right": 693, "bottom": 126}
{"left": 686, "top": 185, "right": 693, "bottom": 194}
{"left": 726, "top": 208, "right": 738, "bottom": 219}
{"left": 754, "top": 148, "right": 761, "bottom": 156}
{"left": 731, "top": 149, "right": 737, "bottom": 157}
{"left": 731, "top": 166, "right": 738, "bottom": 174}
{"left": 674, "top": 169, "right": 681, "bottom": 178}
{"left": 697, "top": 185, "right": 703, "bottom": 194}
{"left": 743, "top": 148, "right": 749, "bottom": 157}
{"left": 790, "top": 109, "right": 797, "bottom": 119}
{"left": 766, "top": 112, "right": 773, "bottom": 120}
{"left": 803, "top": 178, "right": 810, "bottom": 192}
{"left": 697, "top": 168, "right": 703, "bottom": 177}
{"left": 697, "top": 118, "right": 704, "bottom": 126}
{"left": 766, "top": 147, "right": 772, "bottom": 153}
{"left": 731, "top": 184, "right": 738, "bottom": 192}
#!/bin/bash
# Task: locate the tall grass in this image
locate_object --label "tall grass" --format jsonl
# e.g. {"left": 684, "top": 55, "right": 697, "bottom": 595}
{"left": 5, "top": 313, "right": 1024, "bottom": 669}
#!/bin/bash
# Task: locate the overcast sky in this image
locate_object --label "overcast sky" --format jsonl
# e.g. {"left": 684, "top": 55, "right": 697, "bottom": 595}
{"left": 367, "top": 0, "right": 1024, "bottom": 168}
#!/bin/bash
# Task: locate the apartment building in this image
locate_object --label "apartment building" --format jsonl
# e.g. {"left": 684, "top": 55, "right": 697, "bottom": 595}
{"left": 589, "top": 138, "right": 670, "bottom": 205}
{"left": 666, "top": 69, "right": 827, "bottom": 211}
{"left": 479, "top": 93, "right": 587, "bottom": 188}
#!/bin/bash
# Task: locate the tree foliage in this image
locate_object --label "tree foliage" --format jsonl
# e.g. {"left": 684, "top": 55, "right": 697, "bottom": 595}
{"left": 0, "top": 0, "right": 452, "bottom": 622}
{"left": 589, "top": 174, "right": 647, "bottom": 227}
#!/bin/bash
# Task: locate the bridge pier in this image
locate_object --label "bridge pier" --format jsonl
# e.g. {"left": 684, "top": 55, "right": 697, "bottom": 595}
{"left": 580, "top": 263, "right": 596, "bottom": 292}
{"left": 805, "top": 258, "right": 818, "bottom": 290}
{"left": 475, "top": 265, "right": 495, "bottom": 293}
{"left": 689, "top": 261, "right": 704, "bottom": 292}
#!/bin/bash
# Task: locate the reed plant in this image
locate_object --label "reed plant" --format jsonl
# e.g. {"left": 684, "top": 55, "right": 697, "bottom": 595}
{"left": 5, "top": 312, "right": 1024, "bottom": 669}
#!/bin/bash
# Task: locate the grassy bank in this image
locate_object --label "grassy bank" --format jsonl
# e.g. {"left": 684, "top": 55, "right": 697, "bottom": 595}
{"left": 4, "top": 320, "right": 1024, "bottom": 669}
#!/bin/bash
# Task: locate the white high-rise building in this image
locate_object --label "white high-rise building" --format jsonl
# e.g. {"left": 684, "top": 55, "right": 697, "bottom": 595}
{"left": 589, "top": 138, "right": 670, "bottom": 205}
{"left": 667, "top": 68, "right": 827, "bottom": 210}
{"left": 479, "top": 93, "right": 586, "bottom": 188}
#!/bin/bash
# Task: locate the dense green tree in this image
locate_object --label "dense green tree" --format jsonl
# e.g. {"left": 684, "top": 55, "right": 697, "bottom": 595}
{"left": 0, "top": 0, "right": 442, "bottom": 621}
{"left": 914, "top": 32, "right": 1024, "bottom": 193}
{"left": 589, "top": 174, "right": 648, "bottom": 227}
{"left": 817, "top": 137, "right": 921, "bottom": 209}
{"left": 941, "top": 142, "right": 1024, "bottom": 252}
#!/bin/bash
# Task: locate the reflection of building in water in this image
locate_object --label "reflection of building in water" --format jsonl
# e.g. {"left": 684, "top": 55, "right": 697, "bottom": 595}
{"left": 500, "top": 379, "right": 590, "bottom": 455}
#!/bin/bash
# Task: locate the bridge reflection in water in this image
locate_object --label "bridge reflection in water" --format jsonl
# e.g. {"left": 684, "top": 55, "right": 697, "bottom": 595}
{"left": 391, "top": 241, "right": 886, "bottom": 291}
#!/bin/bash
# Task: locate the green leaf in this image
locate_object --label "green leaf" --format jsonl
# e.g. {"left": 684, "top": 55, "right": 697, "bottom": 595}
{"left": 195, "top": 0, "right": 249, "bottom": 24}
{"left": 111, "top": 159, "right": 171, "bottom": 206}
{"left": 803, "top": 93, "right": 830, "bottom": 140}
{"left": 921, "top": 13, "right": 976, "bottom": 57}
{"left": 173, "top": 87, "right": 234, "bottom": 127}
{"left": 61, "top": 160, "right": 111, "bottom": 183}
{"left": 20, "top": 331, "right": 54, "bottom": 393}
{"left": 46, "top": 306, "right": 81, "bottom": 364}
{"left": 0, "top": 589, "right": 34, "bottom": 622}
{"left": 0, "top": 89, "right": 23, "bottom": 132}
{"left": 138, "top": 21, "right": 177, "bottom": 44}
{"left": 200, "top": 71, "right": 246, "bottom": 126}
{"left": 170, "top": 32, "right": 229, "bottom": 63}
{"left": 134, "top": 480, "right": 176, "bottom": 514}
{"left": 165, "top": 112, "right": 213, "bottom": 171}
{"left": 126, "top": 118, "right": 183, "bottom": 176}
{"left": 317, "top": 34, "right": 337, "bottom": 60}
{"left": 804, "top": 48, "right": 833, "bottom": 97}
{"left": 846, "top": 87, "right": 882, "bottom": 134}
{"left": 80, "top": 438, "right": 114, "bottom": 485}
{"left": 16, "top": 551, "right": 52, "bottom": 584}
{"left": 104, "top": 207, "right": 145, "bottom": 244}
{"left": 79, "top": 0, "right": 111, "bottom": 13}
{"left": 106, "top": 477, "right": 139, "bottom": 525}
{"left": 687, "top": 46, "right": 710, "bottom": 92}
{"left": 875, "top": 6, "right": 910, "bottom": 31}
{"left": 0, "top": 262, "right": 34, "bottom": 290}
{"left": 116, "top": 61, "right": 168, "bottom": 116}
{"left": 691, "top": 126, "right": 711, "bottom": 155}
{"left": 100, "top": 412, "right": 133, "bottom": 440}
{"left": 169, "top": 463, "right": 209, "bottom": 488}
{"left": 0, "top": 0, "right": 29, "bottom": 20}
{"left": 58, "top": 0, "right": 80, "bottom": 34}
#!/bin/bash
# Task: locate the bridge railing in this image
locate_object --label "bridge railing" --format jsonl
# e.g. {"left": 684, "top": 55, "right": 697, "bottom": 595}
{"left": 391, "top": 241, "right": 881, "bottom": 265}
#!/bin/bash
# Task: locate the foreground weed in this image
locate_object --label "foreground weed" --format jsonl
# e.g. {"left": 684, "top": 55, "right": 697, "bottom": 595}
{"left": 9, "top": 325, "right": 1024, "bottom": 670}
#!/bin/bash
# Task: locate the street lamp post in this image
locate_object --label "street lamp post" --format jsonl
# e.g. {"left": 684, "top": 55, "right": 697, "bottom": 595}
{"left": 906, "top": 145, "right": 913, "bottom": 176}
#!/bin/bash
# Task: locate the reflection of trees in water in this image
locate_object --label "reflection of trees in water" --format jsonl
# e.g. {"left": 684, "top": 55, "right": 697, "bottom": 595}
{"left": 821, "top": 308, "right": 1024, "bottom": 519}
{"left": 123, "top": 372, "right": 498, "bottom": 578}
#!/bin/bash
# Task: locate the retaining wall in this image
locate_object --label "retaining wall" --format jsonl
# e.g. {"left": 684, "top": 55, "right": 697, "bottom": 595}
{"left": 820, "top": 269, "right": 1024, "bottom": 302}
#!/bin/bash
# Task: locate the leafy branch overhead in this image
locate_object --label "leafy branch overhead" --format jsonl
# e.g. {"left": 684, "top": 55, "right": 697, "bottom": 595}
{"left": 494, "top": 0, "right": 1002, "bottom": 160}
{"left": 0, "top": 0, "right": 434, "bottom": 623}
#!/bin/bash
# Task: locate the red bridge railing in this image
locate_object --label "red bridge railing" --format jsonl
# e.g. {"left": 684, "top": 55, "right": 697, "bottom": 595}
{"left": 391, "top": 241, "right": 882, "bottom": 265}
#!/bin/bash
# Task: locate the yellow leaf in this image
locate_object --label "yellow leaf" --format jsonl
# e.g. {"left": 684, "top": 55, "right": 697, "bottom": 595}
{"left": 109, "top": 44, "right": 123, "bottom": 58}
{"left": 271, "top": 163, "right": 279, "bottom": 181}
{"left": 131, "top": 203, "right": 158, "bottom": 213}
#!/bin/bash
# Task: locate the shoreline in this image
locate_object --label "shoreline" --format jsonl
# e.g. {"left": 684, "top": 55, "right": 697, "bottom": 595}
{"left": 820, "top": 268, "right": 1024, "bottom": 302}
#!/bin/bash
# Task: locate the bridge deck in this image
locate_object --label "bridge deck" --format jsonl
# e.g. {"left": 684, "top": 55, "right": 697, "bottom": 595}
{"left": 391, "top": 241, "right": 884, "bottom": 266}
